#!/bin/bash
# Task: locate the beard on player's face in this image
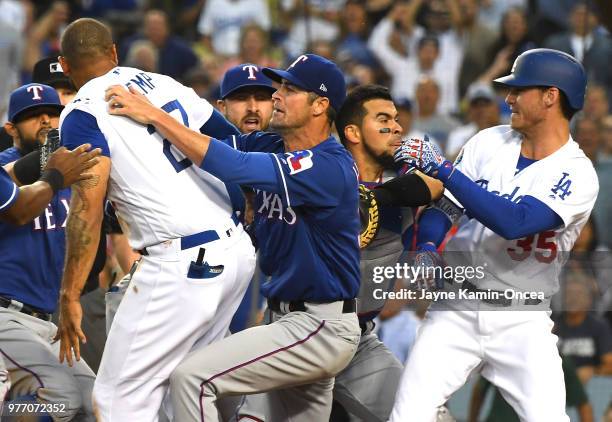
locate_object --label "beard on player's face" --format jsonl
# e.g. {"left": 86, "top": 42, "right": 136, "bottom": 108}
{"left": 15, "top": 126, "right": 48, "bottom": 155}
{"left": 363, "top": 140, "right": 396, "bottom": 170}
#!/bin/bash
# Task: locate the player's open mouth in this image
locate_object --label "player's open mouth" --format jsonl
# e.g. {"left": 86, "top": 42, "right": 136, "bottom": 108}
{"left": 244, "top": 118, "right": 260, "bottom": 127}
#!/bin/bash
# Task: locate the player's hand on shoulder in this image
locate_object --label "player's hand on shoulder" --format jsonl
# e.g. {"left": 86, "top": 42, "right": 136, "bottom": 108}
{"left": 45, "top": 144, "right": 102, "bottom": 188}
{"left": 105, "top": 84, "right": 157, "bottom": 125}
{"left": 393, "top": 135, "right": 446, "bottom": 176}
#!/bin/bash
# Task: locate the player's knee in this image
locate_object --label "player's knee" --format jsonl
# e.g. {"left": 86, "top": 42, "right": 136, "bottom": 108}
{"left": 170, "top": 363, "right": 202, "bottom": 395}
{"left": 37, "top": 373, "right": 84, "bottom": 420}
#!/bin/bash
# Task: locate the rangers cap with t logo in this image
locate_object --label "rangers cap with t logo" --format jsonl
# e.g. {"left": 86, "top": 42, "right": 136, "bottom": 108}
{"left": 220, "top": 63, "right": 275, "bottom": 99}
{"left": 263, "top": 54, "right": 346, "bottom": 112}
{"left": 8, "top": 83, "right": 63, "bottom": 123}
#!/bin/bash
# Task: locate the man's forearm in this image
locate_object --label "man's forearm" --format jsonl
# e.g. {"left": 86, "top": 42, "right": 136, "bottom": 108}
{"left": 151, "top": 109, "right": 211, "bottom": 166}
{"left": 0, "top": 181, "right": 54, "bottom": 225}
{"left": 61, "top": 184, "right": 103, "bottom": 300}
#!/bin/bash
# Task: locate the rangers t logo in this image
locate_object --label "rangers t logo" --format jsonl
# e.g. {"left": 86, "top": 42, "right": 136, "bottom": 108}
{"left": 243, "top": 64, "right": 259, "bottom": 80}
{"left": 285, "top": 150, "right": 313, "bottom": 175}
{"left": 550, "top": 172, "right": 572, "bottom": 200}
{"left": 27, "top": 85, "right": 44, "bottom": 100}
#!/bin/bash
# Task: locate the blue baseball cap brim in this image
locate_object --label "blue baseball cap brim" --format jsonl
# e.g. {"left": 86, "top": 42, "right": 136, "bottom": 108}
{"left": 262, "top": 68, "right": 309, "bottom": 92}
{"left": 10, "top": 103, "right": 63, "bottom": 123}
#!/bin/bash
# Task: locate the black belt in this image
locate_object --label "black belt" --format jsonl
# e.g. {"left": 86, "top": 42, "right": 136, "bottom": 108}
{"left": 0, "top": 296, "right": 52, "bottom": 321}
{"left": 267, "top": 298, "right": 356, "bottom": 314}
{"left": 462, "top": 281, "right": 542, "bottom": 307}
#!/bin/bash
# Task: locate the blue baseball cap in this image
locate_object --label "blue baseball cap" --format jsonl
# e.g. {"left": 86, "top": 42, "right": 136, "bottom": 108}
{"left": 8, "top": 83, "right": 63, "bottom": 123}
{"left": 220, "top": 63, "right": 275, "bottom": 99}
{"left": 263, "top": 54, "right": 347, "bottom": 112}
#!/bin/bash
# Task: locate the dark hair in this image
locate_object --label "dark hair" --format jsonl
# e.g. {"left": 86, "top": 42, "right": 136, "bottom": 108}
{"left": 417, "top": 35, "right": 440, "bottom": 51}
{"left": 307, "top": 92, "right": 337, "bottom": 125}
{"left": 60, "top": 18, "right": 114, "bottom": 67}
{"left": 335, "top": 85, "right": 392, "bottom": 145}
{"left": 559, "top": 90, "right": 577, "bottom": 120}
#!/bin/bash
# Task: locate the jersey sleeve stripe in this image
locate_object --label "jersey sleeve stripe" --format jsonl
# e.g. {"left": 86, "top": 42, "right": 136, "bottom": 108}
{"left": 0, "top": 182, "right": 18, "bottom": 211}
{"left": 271, "top": 154, "right": 291, "bottom": 208}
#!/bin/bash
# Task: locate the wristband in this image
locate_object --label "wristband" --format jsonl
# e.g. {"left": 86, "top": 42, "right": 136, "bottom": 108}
{"left": 39, "top": 168, "right": 64, "bottom": 194}
{"left": 436, "top": 160, "right": 455, "bottom": 183}
{"left": 12, "top": 150, "right": 42, "bottom": 185}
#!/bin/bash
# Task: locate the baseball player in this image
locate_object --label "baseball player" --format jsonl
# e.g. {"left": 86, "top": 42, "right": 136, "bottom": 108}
{"left": 0, "top": 84, "right": 101, "bottom": 421}
{"left": 106, "top": 53, "right": 361, "bottom": 421}
{"left": 330, "top": 84, "right": 450, "bottom": 422}
{"left": 54, "top": 18, "right": 255, "bottom": 421}
{"left": 391, "top": 48, "right": 598, "bottom": 421}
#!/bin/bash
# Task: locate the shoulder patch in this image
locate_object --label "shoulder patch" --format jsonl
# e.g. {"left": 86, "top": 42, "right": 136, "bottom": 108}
{"left": 285, "top": 150, "right": 313, "bottom": 175}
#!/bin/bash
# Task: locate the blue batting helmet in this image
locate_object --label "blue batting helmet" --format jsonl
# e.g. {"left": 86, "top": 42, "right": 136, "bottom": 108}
{"left": 494, "top": 48, "right": 587, "bottom": 110}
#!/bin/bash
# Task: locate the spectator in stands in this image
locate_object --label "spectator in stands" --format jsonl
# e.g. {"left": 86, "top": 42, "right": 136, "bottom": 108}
{"left": 369, "top": 25, "right": 458, "bottom": 115}
{"left": 124, "top": 40, "right": 159, "bottom": 74}
{"left": 573, "top": 115, "right": 602, "bottom": 164}
{"left": 0, "top": 0, "right": 25, "bottom": 123}
{"left": 394, "top": 98, "right": 439, "bottom": 148}
{"left": 532, "top": 0, "right": 584, "bottom": 44}
{"left": 197, "top": 0, "right": 270, "bottom": 57}
{"left": 555, "top": 275, "right": 612, "bottom": 385}
{"left": 447, "top": 82, "right": 500, "bottom": 159}
{"left": 336, "top": 0, "right": 377, "bottom": 68}
{"left": 457, "top": 0, "right": 497, "bottom": 97}
{"left": 23, "top": 1, "right": 69, "bottom": 76}
{"left": 583, "top": 86, "right": 610, "bottom": 126}
{"left": 478, "top": 7, "right": 536, "bottom": 84}
{"left": 477, "top": 0, "right": 527, "bottom": 33}
{"left": 545, "top": 2, "right": 612, "bottom": 98}
{"left": 182, "top": 67, "right": 213, "bottom": 100}
{"left": 412, "top": 76, "right": 461, "bottom": 148}
{"left": 600, "top": 116, "right": 612, "bottom": 162}
{"left": 282, "top": 0, "right": 344, "bottom": 58}
{"left": 143, "top": 10, "right": 198, "bottom": 79}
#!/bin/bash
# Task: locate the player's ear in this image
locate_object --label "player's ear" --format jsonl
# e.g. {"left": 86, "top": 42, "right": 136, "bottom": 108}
{"left": 216, "top": 99, "right": 226, "bottom": 114}
{"left": 543, "top": 87, "right": 557, "bottom": 108}
{"left": 3, "top": 122, "right": 18, "bottom": 139}
{"left": 58, "top": 56, "right": 70, "bottom": 76}
{"left": 110, "top": 44, "right": 119, "bottom": 65}
{"left": 344, "top": 124, "right": 361, "bottom": 145}
{"left": 312, "top": 96, "right": 330, "bottom": 118}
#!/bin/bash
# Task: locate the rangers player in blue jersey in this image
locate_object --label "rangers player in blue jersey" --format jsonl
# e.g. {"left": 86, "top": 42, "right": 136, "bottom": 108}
{"left": 0, "top": 84, "right": 100, "bottom": 420}
{"left": 106, "top": 53, "right": 361, "bottom": 421}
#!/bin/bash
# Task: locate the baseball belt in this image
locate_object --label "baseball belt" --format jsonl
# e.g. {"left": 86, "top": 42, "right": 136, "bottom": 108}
{"left": 267, "top": 298, "right": 357, "bottom": 314}
{"left": 0, "top": 296, "right": 52, "bottom": 321}
{"left": 138, "top": 213, "right": 240, "bottom": 256}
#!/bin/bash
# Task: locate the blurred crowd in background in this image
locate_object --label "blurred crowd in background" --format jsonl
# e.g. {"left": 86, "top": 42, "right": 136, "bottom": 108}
{"left": 1, "top": 0, "right": 611, "bottom": 420}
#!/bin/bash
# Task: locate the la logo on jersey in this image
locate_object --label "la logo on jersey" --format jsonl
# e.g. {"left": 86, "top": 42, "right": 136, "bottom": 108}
{"left": 285, "top": 150, "right": 313, "bottom": 175}
{"left": 550, "top": 172, "right": 572, "bottom": 200}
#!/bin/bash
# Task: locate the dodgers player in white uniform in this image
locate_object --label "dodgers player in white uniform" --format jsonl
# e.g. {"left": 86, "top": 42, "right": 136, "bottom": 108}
{"left": 54, "top": 19, "right": 256, "bottom": 421}
{"left": 391, "top": 49, "right": 599, "bottom": 421}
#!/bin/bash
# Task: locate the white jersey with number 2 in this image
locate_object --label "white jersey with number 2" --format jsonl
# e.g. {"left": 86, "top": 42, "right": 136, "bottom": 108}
{"left": 60, "top": 66, "right": 236, "bottom": 250}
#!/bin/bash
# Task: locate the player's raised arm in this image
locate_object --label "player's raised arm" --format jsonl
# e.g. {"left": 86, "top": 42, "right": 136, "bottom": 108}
{"left": 107, "top": 85, "right": 212, "bottom": 165}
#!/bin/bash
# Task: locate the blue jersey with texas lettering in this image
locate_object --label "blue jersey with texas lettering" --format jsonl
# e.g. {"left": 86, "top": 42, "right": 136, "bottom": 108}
{"left": 0, "top": 148, "right": 70, "bottom": 313}
{"left": 0, "top": 166, "right": 18, "bottom": 212}
{"left": 224, "top": 132, "right": 360, "bottom": 302}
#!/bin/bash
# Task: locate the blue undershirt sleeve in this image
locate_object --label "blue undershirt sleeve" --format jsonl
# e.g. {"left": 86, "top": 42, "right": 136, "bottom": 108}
{"left": 200, "top": 138, "right": 280, "bottom": 192}
{"left": 444, "top": 168, "right": 564, "bottom": 239}
{"left": 199, "top": 108, "right": 240, "bottom": 138}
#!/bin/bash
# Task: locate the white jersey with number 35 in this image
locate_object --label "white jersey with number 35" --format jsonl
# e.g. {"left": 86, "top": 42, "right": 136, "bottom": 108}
{"left": 445, "top": 125, "right": 599, "bottom": 296}
{"left": 60, "top": 66, "right": 236, "bottom": 249}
